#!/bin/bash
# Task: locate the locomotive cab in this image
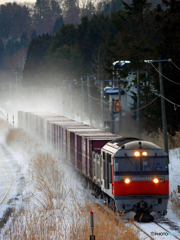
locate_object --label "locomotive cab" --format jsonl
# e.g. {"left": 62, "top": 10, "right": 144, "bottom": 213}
{"left": 101, "top": 138, "right": 169, "bottom": 221}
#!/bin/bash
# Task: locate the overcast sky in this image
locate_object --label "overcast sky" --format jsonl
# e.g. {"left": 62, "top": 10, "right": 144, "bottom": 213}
{"left": 0, "top": 0, "right": 36, "bottom": 4}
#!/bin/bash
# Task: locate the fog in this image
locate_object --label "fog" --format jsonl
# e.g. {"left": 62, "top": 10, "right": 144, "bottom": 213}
{"left": 0, "top": 70, "right": 148, "bottom": 142}
{"left": 0, "top": 76, "right": 102, "bottom": 128}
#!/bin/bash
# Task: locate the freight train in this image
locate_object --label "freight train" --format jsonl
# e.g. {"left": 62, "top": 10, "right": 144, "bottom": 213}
{"left": 18, "top": 111, "right": 169, "bottom": 221}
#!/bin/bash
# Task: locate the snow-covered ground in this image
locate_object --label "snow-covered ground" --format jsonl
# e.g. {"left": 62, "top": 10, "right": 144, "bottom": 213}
{"left": 0, "top": 124, "right": 180, "bottom": 239}
{"left": 0, "top": 124, "right": 94, "bottom": 239}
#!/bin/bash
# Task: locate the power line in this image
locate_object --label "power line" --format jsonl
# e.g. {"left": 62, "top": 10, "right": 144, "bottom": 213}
{"left": 159, "top": 94, "right": 180, "bottom": 110}
{"left": 150, "top": 62, "right": 180, "bottom": 86}
{"left": 131, "top": 95, "right": 159, "bottom": 111}
{"left": 170, "top": 60, "right": 180, "bottom": 71}
{"left": 87, "top": 94, "right": 110, "bottom": 106}
{"left": 152, "top": 92, "right": 180, "bottom": 110}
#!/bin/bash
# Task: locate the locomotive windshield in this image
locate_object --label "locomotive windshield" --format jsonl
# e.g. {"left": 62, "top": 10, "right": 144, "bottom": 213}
{"left": 114, "top": 156, "right": 168, "bottom": 175}
{"left": 142, "top": 157, "right": 168, "bottom": 172}
{"left": 114, "top": 158, "right": 140, "bottom": 174}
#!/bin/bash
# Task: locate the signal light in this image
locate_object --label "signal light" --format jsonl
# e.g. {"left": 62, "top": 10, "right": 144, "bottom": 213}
{"left": 114, "top": 99, "right": 121, "bottom": 112}
{"left": 124, "top": 178, "right": 131, "bottom": 184}
{"left": 153, "top": 178, "right": 159, "bottom": 184}
{"left": 134, "top": 151, "right": 140, "bottom": 157}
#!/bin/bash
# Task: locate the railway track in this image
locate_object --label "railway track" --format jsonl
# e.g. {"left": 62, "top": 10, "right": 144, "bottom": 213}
{"left": 0, "top": 149, "right": 12, "bottom": 205}
{"left": 133, "top": 220, "right": 180, "bottom": 240}
{"left": 0, "top": 144, "right": 17, "bottom": 231}
{"left": 93, "top": 194, "right": 180, "bottom": 240}
{"left": 94, "top": 197, "right": 180, "bottom": 239}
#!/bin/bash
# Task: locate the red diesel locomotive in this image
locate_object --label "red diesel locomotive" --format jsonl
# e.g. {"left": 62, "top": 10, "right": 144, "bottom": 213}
{"left": 101, "top": 137, "right": 169, "bottom": 220}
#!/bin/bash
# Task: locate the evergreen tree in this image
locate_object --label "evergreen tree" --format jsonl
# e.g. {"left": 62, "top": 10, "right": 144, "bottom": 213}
{"left": 104, "top": 0, "right": 155, "bottom": 80}
{"left": 21, "top": 32, "right": 30, "bottom": 48}
{"left": 31, "top": 30, "right": 37, "bottom": 40}
{"left": 0, "top": 2, "right": 31, "bottom": 38}
{"left": 53, "top": 16, "right": 63, "bottom": 35}
{"left": 43, "top": 45, "right": 84, "bottom": 83}
{"left": 0, "top": 39, "right": 4, "bottom": 68}
{"left": 152, "top": 0, "right": 180, "bottom": 134}
{"left": 104, "top": 0, "right": 123, "bottom": 16}
{"left": 111, "top": 0, "right": 123, "bottom": 12}
{"left": 51, "top": 23, "right": 77, "bottom": 53}
{"left": 23, "top": 33, "right": 52, "bottom": 87}
{"left": 5, "top": 39, "right": 21, "bottom": 57}
{"left": 77, "top": 13, "right": 116, "bottom": 72}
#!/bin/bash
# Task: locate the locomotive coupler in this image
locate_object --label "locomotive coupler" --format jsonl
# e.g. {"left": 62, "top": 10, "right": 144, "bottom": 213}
{"left": 134, "top": 211, "right": 154, "bottom": 222}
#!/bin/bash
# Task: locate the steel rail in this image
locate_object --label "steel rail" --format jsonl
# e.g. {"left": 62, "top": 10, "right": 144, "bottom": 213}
{"left": 133, "top": 221, "right": 154, "bottom": 239}
{"left": 153, "top": 221, "right": 180, "bottom": 240}
{"left": 0, "top": 148, "right": 12, "bottom": 205}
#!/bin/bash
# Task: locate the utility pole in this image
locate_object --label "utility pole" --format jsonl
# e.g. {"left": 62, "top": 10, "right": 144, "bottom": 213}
{"left": 145, "top": 59, "right": 171, "bottom": 154}
{"left": 63, "top": 100, "right": 65, "bottom": 116}
{"left": 137, "top": 70, "right": 141, "bottom": 138}
{"left": 159, "top": 61, "right": 168, "bottom": 154}
{"left": 118, "top": 82, "right": 121, "bottom": 133}
{"left": 111, "top": 98, "right": 115, "bottom": 133}
{"left": 101, "top": 80, "right": 105, "bottom": 130}
{"left": 87, "top": 76, "right": 92, "bottom": 126}
{"left": 81, "top": 77, "right": 84, "bottom": 122}
{"left": 69, "top": 80, "right": 73, "bottom": 119}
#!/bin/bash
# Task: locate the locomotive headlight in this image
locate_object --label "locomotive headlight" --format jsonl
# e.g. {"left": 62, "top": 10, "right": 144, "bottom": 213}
{"left": 134, "top": 151, "right": 140, "bottom": 157}
{"left": 124, "top": 178, "right": 131, "bottom": 184}
{"left": 142, "top": 151, "right": 148, "bottom": 156}
{"left": 153, "top": 178, "right": 159, "bottom": 184}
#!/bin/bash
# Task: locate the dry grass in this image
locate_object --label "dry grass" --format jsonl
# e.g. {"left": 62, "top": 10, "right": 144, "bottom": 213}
{"left": 6, "top": 128, "right": 31, "bottom": 146}
{"left": 68, "top": 203, "right": 139, "bottom": 240}
{"left": 170, "top": 190, "right": 180, "bottom": 218}
{"left": 6, "top": 128, "right": 23, "bottom": 145}
{"left": 145, "top": 128, "right": 180, "bottom": 150}
{"left": 29, "top": 152, "right": 71, "bottom": 211}
{"left": 0, "top": 119, "right": 8, "bottom": 127}
{"left": 170, "top": 131, "right": 180, "bottom": 149}
{"left": 2, "top": 199, "right": 140, "bottom": 240}
{"left": 6, "top": 128, "right": 40, "bottom": 156}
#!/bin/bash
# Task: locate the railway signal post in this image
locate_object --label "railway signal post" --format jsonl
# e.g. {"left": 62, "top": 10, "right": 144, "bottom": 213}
{"left": 90, "top": 210, "right": 95, "bottom": 240}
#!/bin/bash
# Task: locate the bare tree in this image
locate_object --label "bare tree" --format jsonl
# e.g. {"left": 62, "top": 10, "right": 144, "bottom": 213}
{"left": 80, "top": 0, "right": 96, "bottom": 17}
{"left": 4, "top": 47, "right": 27, "bottom": 69}
{"left": 91, "top": 46, "right": 108, "bottom": 80}
{"left": 63, "top": 0, "right": 80, "bottom": 24}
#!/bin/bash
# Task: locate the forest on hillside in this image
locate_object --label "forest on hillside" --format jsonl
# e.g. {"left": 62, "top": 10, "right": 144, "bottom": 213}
{"left": 0, "top": 0, "right": 161, "bottom": 69}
